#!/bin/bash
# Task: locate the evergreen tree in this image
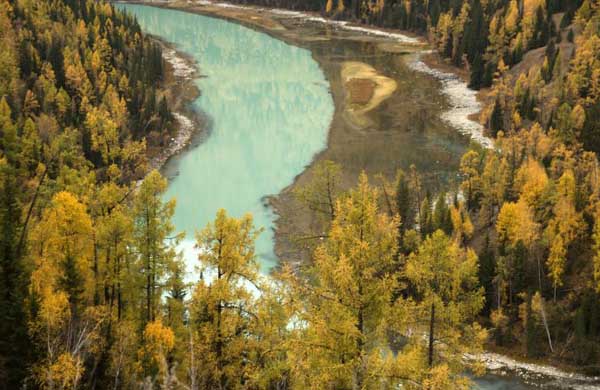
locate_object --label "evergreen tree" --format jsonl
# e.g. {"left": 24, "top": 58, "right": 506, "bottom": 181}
{"left": 395, "top": 169, "right": 414, "bottom": 232}
{"left": 0, "top": 161, "right": 29, "bottom": 389}
{"left": 432, "top": 192, "right": 452, "bottom": 235}
{"left": 469, "top": 52, "right": 484, "bottom": 90}
{"left": 132, "top": 170, "right": 179, "bottom": 326}
{"left": 489, "top": 99, "right": 504, "bottom": 137}
{"left": 420, "top": 195, "right": 433, "bottom": 238}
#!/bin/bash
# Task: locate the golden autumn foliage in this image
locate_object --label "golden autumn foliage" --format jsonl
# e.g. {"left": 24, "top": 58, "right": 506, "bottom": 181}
{"left": 450, "top": 201, "right": 474, "bottom": 244}
{"left": 497, "top": 200, "right": 539, "bottom": 248}
{"left": 136, "top": 320, "right": 175, "bottom": 382}
{"left": 190, "top": 208, "right": 276, "bottom": 389}
{"left": 544, "top": 170, "right": 585, "bottom": 290}
{"left": 405, "top": 231, "right": 486, "bottom": 375}
{"left": 325, "top": 0, "right": 333, "bottom": 13}
{"left": 284, "top": 174, "right": 486, "bottom": 389}
{"left": 86, "top": 107, "right": 121, "bottom": 164}
{"left": 515, "top": 159, "right": 549, "bottom": 209}
{"left": 30, "top": 191, "right": 94, "bottom": 305}
{"left": 133, "top": 170, "right": 179, "bottom": 325}
{"left": 460, "top": 150, "right": 482, "bottom": 210}
{"left": 47, "top": 353, "right": 84, "bottom": 389}
{"left": 287, "top": 173, "right": 401, "bottom": 389}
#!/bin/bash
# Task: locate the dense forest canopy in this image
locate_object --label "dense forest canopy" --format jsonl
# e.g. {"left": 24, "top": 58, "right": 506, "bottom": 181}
{"left": 1, "top": 0, "right": 600, "bottom": 389}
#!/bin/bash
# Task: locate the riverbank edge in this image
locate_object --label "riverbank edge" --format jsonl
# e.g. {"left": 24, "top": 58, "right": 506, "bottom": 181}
{"left": 474, "top": 351, "right": 600, "bottom": 389}
{"left": 121, "top": 2, "right": 599, "bottom": 386}
{"left": 144, "top": 31, "right": 206, "bottom": 174}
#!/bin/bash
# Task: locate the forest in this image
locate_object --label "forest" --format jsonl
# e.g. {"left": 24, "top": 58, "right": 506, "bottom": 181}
{"left": 1, "top": 0, "right": 600, "bottom": 389}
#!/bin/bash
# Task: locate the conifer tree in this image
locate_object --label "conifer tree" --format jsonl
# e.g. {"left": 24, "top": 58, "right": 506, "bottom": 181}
{"left": 191, "top": 209, "right": 263, "bottom": 389}
{"left": 132, "top": 170, "right": 179, "bottom": 325}
{"left": 405, "top": 230, "right": 485, "bottom": 384}
{"left": 287, "top": 173, "right": 402, "bottom": 388}
{"left": 395, "top": 169, "right": 414, "bottom": 232}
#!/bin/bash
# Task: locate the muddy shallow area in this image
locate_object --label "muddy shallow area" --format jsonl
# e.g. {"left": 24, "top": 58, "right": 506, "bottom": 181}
{"left": 264, "top": 16, "right": 474, "bottom": 263}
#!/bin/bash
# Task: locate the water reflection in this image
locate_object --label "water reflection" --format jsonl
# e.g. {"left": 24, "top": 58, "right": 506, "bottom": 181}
{"left": 120, "top": 4, "right": 334, "bottom": 271}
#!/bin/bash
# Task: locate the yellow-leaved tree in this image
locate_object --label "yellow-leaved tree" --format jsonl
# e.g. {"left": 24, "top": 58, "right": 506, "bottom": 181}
{"left": 136, "top": 320, "right": 175, "bottom": 387}
{"left": 286, "top": 173, "right": 407, "bottom": 389}
{"left": 29, "top": 191, "right": 105, "bottom": 389}
{"left": 460, "top": 150, "right": 482, "bottom": 210}
{"left": 191, "top": 209, "right": 264, "bottom": 389}
{"left": 544, "top": 170, "right": 585, "bottom": 300}
{"left": 404, "top": 230, "right": 486, "bottom": 389}
{"left": 132, "top": 170, "right": 179, "bottom": 326}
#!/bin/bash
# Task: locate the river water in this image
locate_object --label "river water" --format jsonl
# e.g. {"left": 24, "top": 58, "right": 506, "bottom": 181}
{"left": 120, "top": 3, "right": 333, "bottom": 271}
{"left": 119, "top": 3, "right": 554, "bottom": 389}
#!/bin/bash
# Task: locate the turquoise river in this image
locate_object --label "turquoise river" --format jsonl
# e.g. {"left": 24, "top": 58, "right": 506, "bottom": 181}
{"left": 120, "top": 3, "right": 333, "bottom": 272}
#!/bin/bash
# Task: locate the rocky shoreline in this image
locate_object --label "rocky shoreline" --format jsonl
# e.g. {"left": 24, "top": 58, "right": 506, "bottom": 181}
{"left": 407, "top": 51, "right": 494, "bottom": 149}
{"left": 146, "top": 36, "right": 204, "bottom": 172}
{"left": 478, "top": 352, "right": 600, "bottom": 389}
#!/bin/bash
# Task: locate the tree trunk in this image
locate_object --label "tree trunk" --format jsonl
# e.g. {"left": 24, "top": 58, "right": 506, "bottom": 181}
{"left": 146, "top": 271, "right": 151, "bottom": 324}
{"left": 189, "top": 329, "right": 197, "bottom": 390}
{"left": 354, "top": 291, "right": 365, "bottom": 390}
{"left": 16, "top": 164, "right": 48, "bottom": 259}
{"left": 536, "top": 255, "right": 554, "bottom": 353}
{"left": 116, "top": 254, "right": 122, "bottom": 321}
{"left": 93, "top": 235, "right": 99, "bottom": 305}
{"left": 539, "top": 296, "right": 554, "bottom": 353}
{"left": 428, "top": 302, "right": 435, "bottom": 367}
{"left": 146, "top": 210, "right": 152, "bottom": 325}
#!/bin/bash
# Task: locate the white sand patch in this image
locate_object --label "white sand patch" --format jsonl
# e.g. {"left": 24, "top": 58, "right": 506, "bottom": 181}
{"left": 268, "top": 8, "right": 305, "bottom": 17}
{"left": 340, "top": 24, "right": 420, "bottom": 44}
{"left": 191, "top": 1, "right": 487, "bottom": 146}
{"left": 407, "top": 52, "right": 494, "bottom": 149}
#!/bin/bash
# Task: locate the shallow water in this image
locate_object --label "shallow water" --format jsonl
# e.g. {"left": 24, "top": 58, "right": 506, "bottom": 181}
{"left": 119, "top": 4, "right": 334, "bottom": 272}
